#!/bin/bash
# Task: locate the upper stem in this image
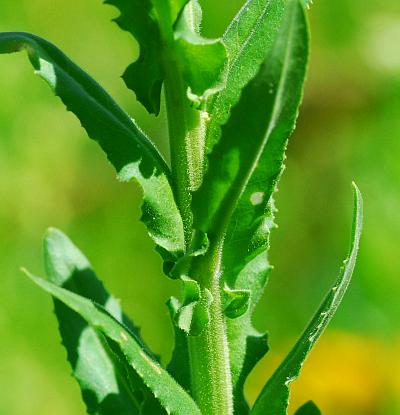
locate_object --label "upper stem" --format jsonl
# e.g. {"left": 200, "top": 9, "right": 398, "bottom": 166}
{"left": 152, "top": 2, "right": 233, "bottom": 413}
{"left": 153, "top": 0, "right": 201, "bottom": 246}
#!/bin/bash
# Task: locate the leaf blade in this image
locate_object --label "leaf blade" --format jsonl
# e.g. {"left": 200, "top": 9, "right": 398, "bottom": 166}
{"left": 166, "top": 297, "right": 191, "bottom": 392}
{"left": 194, "top": 0, "right": 309, "bottom": 278}
{"left": 105, "top": 0, "right": 164, "bottom": 114}
{"left": 0, "top": 32, "right": 185, "bottom": 260}
{"left": 24, "top": 270, "right": 202, "bottom": 415}
{"left": 206, "top": 0, "right": 286, "bottom": 152}
{"left": 106, "top": 0, "right": 226, "bottom": 112}
{"left": 44, "top": 228, "right": 163, "bottom": 415}
{"left": 226, "top": 253, "right": 271, "bottom": 414}
{"left": 192, "top": 2, "right": 310, "bottom": 411}
{"left": 251, "top": 183, "right": 363, "bottom": 415}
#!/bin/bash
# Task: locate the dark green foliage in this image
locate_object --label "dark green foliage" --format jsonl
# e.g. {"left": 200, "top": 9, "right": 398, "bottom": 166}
{"left": 294, "top": 401, "right": 322, "bottom": 415}
{"left": 0, "top": 1, "right": 363, "bottom": 414}
{"left": 0, "top": 32, "right": 185, "bottom": 264}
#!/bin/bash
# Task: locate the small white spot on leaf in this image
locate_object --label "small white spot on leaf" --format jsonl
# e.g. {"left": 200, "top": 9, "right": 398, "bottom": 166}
{"left": 250, "top": 191, "right": 264, "bottom": 205}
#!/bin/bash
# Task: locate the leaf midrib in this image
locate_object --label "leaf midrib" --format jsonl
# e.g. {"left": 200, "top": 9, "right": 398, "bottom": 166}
{"left": 53, "top": 52, "right": 170, "bottom": 177}
{"left": 212, "top": 3, "right": 298, "bottom": 251}
{"left": 224, "top": 0, "right": 274, "bottom": 83}
{"left": 17, "top": 32, "right": 171, "bottom": 179}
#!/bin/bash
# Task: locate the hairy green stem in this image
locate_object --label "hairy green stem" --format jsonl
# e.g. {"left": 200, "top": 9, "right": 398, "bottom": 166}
{"left": 153, "top": 0, "right": 200, "bottom": 244}
{"left": 153, "top": 2, "right": 233, "bottom": 413}
{"left": 188, "top": 244, "right": 233, "bottom": 415}
{"left": 163, "top": 62, "right": 197, "bottom": 243}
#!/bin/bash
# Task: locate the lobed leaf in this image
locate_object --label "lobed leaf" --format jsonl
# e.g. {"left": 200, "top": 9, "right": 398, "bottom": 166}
{"left": 106, "top": 0, "right": 226, "bottom": 112}
{"left": 173, "top": 275, "right": 212, "bottom": 336}
{"left": 251, "top": 183, "right": 363, "bottom": 415}
{"left": 0, "top": 32, "right": 185, "bottom": 262}
{"left": 192, "top": 0, "right": 309, "bottom": 411}
{"left": 104, "top": 0, "right": 164, "bottom": 114}
{"left": 174, "top": 1, "right": 227, "bottom": 105}
{"left": 43, "top": 228, "right": 162, "bottom": 414}
{"left": 24, "top": 270, "right": 202, "bottom": 415}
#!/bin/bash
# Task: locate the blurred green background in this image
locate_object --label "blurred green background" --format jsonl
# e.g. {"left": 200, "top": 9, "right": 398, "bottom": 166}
{"left": 0, "top": 1, "right": 399, "bottom": 414}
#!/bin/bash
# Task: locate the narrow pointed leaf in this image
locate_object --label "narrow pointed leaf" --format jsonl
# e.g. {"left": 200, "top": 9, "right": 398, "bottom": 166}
{"left": 0, "top": 32, "right": 185, "bottom": 261}
{"left": 294, "top": 401, "right": 322, "bottom": 415}
{"left": 44, "top": 228, "right": 163, "bottom": 414}
{"left": 194, "top": 0, "right": 309, "bottom": 281}
{"left": 251, "top": 184, "right": 363, "bottom": 415}
{"left": 192, "top": 2, "right": 309, "bottom": 411}
{"left": 25, "top": 271, "right": 202, "bottom": 415}
{"left": 206, "top": 0, "right": 285, "bottom": 152}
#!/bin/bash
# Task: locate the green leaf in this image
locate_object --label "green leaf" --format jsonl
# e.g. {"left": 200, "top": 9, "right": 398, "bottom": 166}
{"left": 294, "top": 401, "right": 322, "bottom": 415}
{"left": 166, "top": 297, "right": 191, "bottom": 392}
{"left": 223, "top": 285, "right": 250, "bottom": 319}
{"left": 104, "top": 0, "right": 164, "bottom": 114}
{"left": 174, "top": 2, "right": 227, "bottom": 104}
{"left": 174, "top": 276, "right": 213, "bottom": 336}
{"left": 192, "top": 1, "right": 309, "bottom": 411}
{"left": 226, "top": 253, "right": 271, "bottom": 415}
{"left": 194, "top": 0, "right": 309, "bottom": 281}
{"left": 24, "top": 270, "right": 202, "bottom": 415}
{"left": 251, "top": 183, "right": 363, "bottom": 415}
{"left": 43, "top": 228, "right": 163, "bottom": 414}
{"left": 205, "top": 0, "right": 286, "bottom": 152}
{"left": 106, "top": 0, "right": 226, "bottom": 112}
{"left": 0, "top": 32, "right": 185, "bottom": 262}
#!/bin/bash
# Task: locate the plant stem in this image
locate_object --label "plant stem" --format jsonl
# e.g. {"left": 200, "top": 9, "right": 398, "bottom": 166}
{"left": 188, "top": 244, "right": 233, "bottom": 415}
{"left": 163, "top": 74, "right": 192, "bottom": 241}
{"left": 153, "top": 2, "right": 233, "bottom": 413}
{"left": 153, "top": 0, "right": 201, "bottom": 245}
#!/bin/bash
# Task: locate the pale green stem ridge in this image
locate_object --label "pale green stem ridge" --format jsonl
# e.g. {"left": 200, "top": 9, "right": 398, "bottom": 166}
{"left": 188, "top": 243, "right": 233, "bottom": 415}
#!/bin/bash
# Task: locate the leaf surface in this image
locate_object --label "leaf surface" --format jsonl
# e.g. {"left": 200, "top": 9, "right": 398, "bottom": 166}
{"left": 206, "top": 0, "right": 285, "bottom": 152}
{"left": 24, "top": 270, "right": 202, "bottom": 415}
{"left": 192, "top": 1, "right": 309, "bottom": 411}
{"left": 251, "top": 184, "right": 363, "bottom": 415}
{"left": 194, "top": 0, "right": 309, "bottom": 280}
{"left": 174, "top": 3, "right": 227, "bottom": 103}
{"left": 0, "top": 32, "right": 185, "bottom": 261}
{"left": 105, "top": 0, "right": 226, "bottom": 112}
{"left": 166, "top": 297, "right": 191, "bottom": 392}
{"left": 294, "top": 401, "right": 322, "bottom": 415}
{"left": 104, "top": 0, "right": 164, "bottom": 114}
{"left": 43, "top": 228, "right": 162, "bottom": 414}
{"left": 226, "top": 253, "right": 271, "bottom": 414}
